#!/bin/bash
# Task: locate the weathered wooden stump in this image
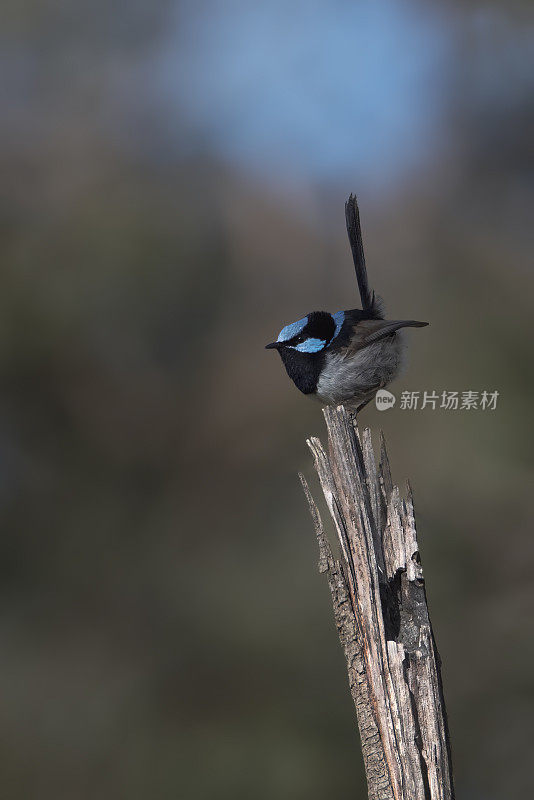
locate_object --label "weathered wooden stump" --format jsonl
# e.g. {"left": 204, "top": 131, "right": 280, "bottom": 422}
{"left": 300, "top": 405, "right": 454, "bottom": 800}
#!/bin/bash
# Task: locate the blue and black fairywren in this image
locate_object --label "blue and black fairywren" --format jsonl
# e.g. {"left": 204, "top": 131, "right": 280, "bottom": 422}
{"left": 265, "top": 195, "right": 428, "bottom": 412}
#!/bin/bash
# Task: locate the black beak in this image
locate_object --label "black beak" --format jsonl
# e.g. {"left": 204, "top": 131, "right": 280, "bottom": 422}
{"left": 265, "top": 342, "right": 280, "bottom": 350}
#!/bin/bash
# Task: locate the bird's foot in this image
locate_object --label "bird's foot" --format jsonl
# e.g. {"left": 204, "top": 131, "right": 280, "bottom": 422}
{"left": 348, "top": 398, "right": 372, "bottom": 430}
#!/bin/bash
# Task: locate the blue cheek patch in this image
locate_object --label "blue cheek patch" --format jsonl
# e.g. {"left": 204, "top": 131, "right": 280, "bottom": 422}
{"left": 331, "top": 310, "right": 345, "bottom": 341}
{"left": 277, "top": 316, "right": 307, "bottom": 342}
{"left": 290, "top": 337, "right": 326, "bottom": 353}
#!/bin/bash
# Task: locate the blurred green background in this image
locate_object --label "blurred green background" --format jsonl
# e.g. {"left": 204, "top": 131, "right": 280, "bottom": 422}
{"left": 2, "top": 1, "right": 533, "bottom": 797}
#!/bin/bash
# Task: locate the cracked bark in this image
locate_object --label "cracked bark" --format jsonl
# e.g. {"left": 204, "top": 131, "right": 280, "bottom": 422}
{"left": 299, "top": 405, "right": 454, "bottom": 800}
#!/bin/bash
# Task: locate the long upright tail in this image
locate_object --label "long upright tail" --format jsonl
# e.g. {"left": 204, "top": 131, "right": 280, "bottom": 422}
{"left": 345, "top": 194, "right": 381, "bottom": 317}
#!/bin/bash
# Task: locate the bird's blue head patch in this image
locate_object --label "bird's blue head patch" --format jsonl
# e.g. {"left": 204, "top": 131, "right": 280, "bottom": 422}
{"left": 277, "top": 316, "right": 308, "bottom": 343}
{"left": 292, "top": 337, "right": 327, "bottom": 353}
{"left": 272, "top": 310, "right": 345, "bottom": 354}
{"left": 331, "top": 310, "right": 345, "bottom": 340}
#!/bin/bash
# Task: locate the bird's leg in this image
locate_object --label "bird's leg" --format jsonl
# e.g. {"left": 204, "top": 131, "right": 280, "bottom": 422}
{"left": 356, "top": 398, "right": 372, "bottom": 414}
{"left": 348, "top": 398, "right": 372, "bottom": 430}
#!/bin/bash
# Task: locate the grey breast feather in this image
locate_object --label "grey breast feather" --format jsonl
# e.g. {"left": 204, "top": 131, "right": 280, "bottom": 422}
{"left": 315, "top": 334, "right": 404, "bottom": 407}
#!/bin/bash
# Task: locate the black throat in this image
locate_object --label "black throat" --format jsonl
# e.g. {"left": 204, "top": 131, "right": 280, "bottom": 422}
{"left": 277, "top": 347, "right": 324, "bottom": 395}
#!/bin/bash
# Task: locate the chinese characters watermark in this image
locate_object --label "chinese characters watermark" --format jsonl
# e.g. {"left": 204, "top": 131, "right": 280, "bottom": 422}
{"left": 375, "top": 389, "right": 499, "bottom": 412}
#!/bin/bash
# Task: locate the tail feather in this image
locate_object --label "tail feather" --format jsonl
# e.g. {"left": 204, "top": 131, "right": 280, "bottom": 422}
{"left": 345, "top": 194, "right": 381, "bottom": 317}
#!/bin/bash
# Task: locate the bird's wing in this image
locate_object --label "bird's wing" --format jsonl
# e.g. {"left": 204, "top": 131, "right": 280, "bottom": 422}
{"left": 345, "top": 194, "right": 382, "bottom": 318}
{"left": 341, "top": 319, "right": 428, "bottom": 358}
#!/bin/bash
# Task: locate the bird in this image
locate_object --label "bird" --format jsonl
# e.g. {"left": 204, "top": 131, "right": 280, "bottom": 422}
{"left": 265, "top": 194, "right": 428, "bottom": 412}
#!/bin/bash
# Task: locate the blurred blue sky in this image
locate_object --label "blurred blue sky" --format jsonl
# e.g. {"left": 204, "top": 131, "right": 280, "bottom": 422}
{"left": 153, "top": 0, "right": 452, "bottom": 190}
{"left": 4, "top": 0, "right": 533, "bottom": 201}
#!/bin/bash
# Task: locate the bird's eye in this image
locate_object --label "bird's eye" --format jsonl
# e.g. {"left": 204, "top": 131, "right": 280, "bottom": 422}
{"left": 295, "top": 335, "right": 305, "bottom": 344}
